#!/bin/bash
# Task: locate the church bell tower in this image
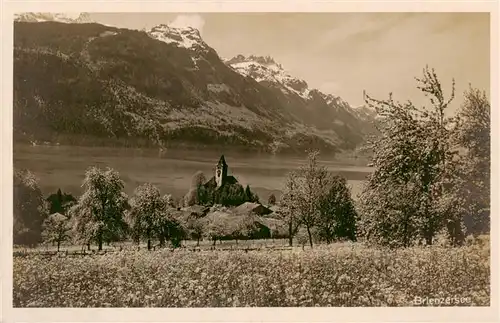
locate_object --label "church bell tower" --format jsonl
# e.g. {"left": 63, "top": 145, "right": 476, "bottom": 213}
{"left": 215, "top": 155, "right": 228, "bottom": 188}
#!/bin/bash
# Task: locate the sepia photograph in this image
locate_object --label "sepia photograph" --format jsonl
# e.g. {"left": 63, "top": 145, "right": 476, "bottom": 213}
{"left": 6, "top": 4, "right": 496, "bottom": 316}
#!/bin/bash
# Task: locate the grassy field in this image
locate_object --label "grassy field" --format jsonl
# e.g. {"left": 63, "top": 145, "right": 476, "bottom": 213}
{"left": 13, "top": 239, "right": 490, "bottom": 307}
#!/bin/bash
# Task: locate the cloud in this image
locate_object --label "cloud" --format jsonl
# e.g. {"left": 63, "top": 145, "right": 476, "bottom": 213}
{"left": 169, "top": 14, "right": 205, "bottom": 33}
{"left": 312, "top": 13, "right": 418, "bottom": 53}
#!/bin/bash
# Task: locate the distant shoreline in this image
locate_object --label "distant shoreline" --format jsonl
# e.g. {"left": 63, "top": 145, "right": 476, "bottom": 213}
{"left": 13, "top": 139, "right": 372, "bottom": 166}
{"left": 13, "top": 142, "right": 372, "bottom": 201}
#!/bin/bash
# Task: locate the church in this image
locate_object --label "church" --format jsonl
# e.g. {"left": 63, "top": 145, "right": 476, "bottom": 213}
{"left": 204, "top": 155, "right": 238, "bottom": 189}
{"left": 200, "top": 155, "right": 258, "bottom": 206}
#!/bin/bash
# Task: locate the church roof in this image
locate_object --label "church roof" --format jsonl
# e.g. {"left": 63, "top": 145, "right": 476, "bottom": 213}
{"left": 217, "top": 155, "right": 227, "bottom": 167}
{"left": 181, "top": 205, "right": 210, "bottom": 217}
{"left": 225, "top": 175, "right": 238, "bottom": 185}
{"left": 233, "top": 202, "right": 272, "bottom": 216}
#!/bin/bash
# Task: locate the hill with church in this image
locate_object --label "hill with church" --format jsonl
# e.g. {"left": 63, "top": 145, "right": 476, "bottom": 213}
{"left": 177, "top": 155, "right": 283, "bottom": 241}
{"left": 188, "top": 155, "right": 260, "bottom": 207}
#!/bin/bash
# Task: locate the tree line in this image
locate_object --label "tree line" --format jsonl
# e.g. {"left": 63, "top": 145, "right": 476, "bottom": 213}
{"left": 13, "top": 67, "right": 490, "bottom": 250}
{"left": 270, "top": 67, "right": 490, "bottom": 248}
{"left": 13, "top": 165, "right": 274, "bottom": 251}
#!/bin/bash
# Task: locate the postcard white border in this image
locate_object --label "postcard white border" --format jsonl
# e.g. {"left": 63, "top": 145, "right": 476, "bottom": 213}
{"left": 2, "top": 1, "right": 499, "bottom": 323}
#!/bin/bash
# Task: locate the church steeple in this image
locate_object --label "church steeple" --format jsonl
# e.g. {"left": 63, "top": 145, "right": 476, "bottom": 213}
{"left": 215, "top": 155, "right": 228, "bottom": 187}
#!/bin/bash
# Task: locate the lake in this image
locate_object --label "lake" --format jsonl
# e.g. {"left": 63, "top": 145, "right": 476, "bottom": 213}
{"left": 13, "top": 145, "right": 372, "bottom": 202}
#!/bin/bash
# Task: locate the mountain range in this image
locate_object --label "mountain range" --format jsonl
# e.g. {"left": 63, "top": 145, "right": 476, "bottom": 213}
{"left": 13, "top": 13, "right": 377, "bottom": 155}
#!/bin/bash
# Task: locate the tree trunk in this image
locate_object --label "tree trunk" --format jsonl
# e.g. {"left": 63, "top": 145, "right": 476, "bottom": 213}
{"left": 288, "top": 222, "right": 293, "bottom": 247}
{"left": 306, "top": 225, "right": 313, "bottom": 248}
{"left": 403, "top": 216, "right": 410, "bottom": 248}
{"left": 447, "top": 219, "right": 464, "bottom": 246}
{"left": 213, "top": 238, "right": 216, "bottom": 246}
{"left": 196, "top": 237, "right": 200, "bottom": 246}
{"left": 147, "top": 239, "right": 151, "bottom": 251}
{"left": 425, "top": 232, "right": 433, "bottom": 246}
{"left": 98, "top": 231, "right": 103, "bottom": 251}
{"left": 87, "top": 243, "right": 91, "bottom": 251}
{"left": 57, "top": 240, "right": 60, "bottom": 252}
{"left": 159, "top": 235, "right": 165, "bottom": 248}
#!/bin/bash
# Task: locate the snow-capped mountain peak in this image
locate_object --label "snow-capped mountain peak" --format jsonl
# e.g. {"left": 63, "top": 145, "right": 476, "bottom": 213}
{"left": 147, "top": 24, "right": 208, "bottom": 51}
{"left": 226, "top": 54, "right": 379, "bottom": 128}
{"left": 350, "top": 104, "right": 378, "bottom": 121}
{"left": 323, "top": 94, "right": 353, "bottom": 111}
{"left": 226, "top": 55, "right": 311, "bottom": 100}
{"left": 14, "top": 12, "right": 94, "bottom": 24}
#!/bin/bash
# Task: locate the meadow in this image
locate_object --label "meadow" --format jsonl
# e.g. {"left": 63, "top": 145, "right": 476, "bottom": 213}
{"left": 13, "top": 238, "right": 490, "bottom": 307}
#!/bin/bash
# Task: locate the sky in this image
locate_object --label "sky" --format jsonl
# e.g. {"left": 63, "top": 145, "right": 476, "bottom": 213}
{"left": 89, "top": 12, "right": 490, "bottom": 110}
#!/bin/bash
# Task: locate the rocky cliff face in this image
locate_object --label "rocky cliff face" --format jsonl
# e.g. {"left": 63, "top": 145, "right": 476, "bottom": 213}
{"left": 226, "top": 55, "right": 378, "bottom": 149}
{"left": 13, "top": 15, "right": 377, "bottom": 155}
